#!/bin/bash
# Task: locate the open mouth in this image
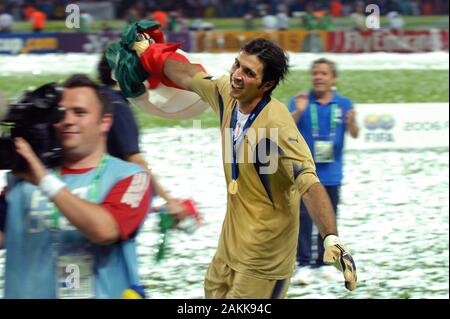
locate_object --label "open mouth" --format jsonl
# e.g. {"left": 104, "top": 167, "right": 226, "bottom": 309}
{"left": 231, "top": 82, "right": 243, "bottom": 90}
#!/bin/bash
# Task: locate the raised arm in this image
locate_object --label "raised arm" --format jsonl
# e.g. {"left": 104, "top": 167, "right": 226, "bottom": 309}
{"left": 133, "top": 40, "right": 204, "bottom": 92}
{"left": 291, "top": 92, "right": 309, "bottom": 123}
{"left": 164, "top": 59, "right": 203, "bottom": 91}
{"left": 346, "top": 108, "right": 359, "bottom": 138}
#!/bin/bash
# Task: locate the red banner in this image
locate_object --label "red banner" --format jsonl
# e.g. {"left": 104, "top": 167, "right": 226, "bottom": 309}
{"left": 329, "top": 30, "right": 449, "bottom": 53}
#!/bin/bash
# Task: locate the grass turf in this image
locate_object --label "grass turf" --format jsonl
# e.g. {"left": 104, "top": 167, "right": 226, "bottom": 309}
{"left": 0, "top": 70, "right": 448, "bottom": 128}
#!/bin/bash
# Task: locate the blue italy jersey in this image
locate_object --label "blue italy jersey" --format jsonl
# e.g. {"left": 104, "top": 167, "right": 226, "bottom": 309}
{"left": 288, "top": 91, "right": 353, "bottom": 186}
{"left": 4, "top": 156, "right": 144, "bottom": 298}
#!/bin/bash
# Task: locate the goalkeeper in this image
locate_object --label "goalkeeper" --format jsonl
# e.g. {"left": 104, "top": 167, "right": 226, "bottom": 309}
{"left": 116, "top": 22, "right": 357, "bottom": 298}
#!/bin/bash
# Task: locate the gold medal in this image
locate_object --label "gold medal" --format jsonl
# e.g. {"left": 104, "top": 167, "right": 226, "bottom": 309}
{"left": 228, "top": 180, "right": 238, "bottom": 195}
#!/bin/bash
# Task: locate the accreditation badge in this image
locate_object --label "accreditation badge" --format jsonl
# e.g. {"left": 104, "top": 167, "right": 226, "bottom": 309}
{"left": 314, "top": 141, "right": 335, "bottom": 163}
{"left": 57, "top": 253, "right": 95, "bottom": 299}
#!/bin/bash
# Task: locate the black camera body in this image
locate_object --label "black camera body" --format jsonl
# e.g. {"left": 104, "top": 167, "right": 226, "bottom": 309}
{"left": 0, "top": 83, "right": 65, "bottom": 171}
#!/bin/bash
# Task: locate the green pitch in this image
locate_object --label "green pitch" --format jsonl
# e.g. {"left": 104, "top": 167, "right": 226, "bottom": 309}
{"left": 0, "top": 70, "right": 448, "bottom": 128}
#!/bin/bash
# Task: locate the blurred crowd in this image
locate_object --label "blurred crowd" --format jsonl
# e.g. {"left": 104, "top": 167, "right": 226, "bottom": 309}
{"left": 0, "top": 0, "right": 447, "bottom": 33}
{"left": 0, "top": 0, "right": 448, "bottom": 21}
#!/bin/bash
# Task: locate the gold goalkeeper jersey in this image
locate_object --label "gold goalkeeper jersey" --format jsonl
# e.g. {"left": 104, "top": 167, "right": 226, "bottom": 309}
{"left": 192, "top": 72, "right": 320, "bottom": 279}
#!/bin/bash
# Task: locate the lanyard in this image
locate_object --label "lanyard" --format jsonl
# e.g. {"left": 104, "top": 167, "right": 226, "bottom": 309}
{"left": 310, "top": 102, "right": 338, "bottom": 139}
{"left": 50, "top": 154, "right": 109, "bottom": 230}
{"left": 229, "top": 96, "right": 270, "bottom": 183}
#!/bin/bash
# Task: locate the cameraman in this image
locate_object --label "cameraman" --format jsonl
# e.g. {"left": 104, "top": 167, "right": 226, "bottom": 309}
{"left": 0, "top": 74, "right": 152, "bottom": 298}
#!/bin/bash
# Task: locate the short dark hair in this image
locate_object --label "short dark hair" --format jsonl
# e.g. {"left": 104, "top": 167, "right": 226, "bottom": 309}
{"left": 311, "top": 58, "right": 337, "bottom": 77}
{"left": 62, "top": 74, "right": 112, "bottom": 115}
{"left": 241, "top": 38, "right": 289, "bottom": 96}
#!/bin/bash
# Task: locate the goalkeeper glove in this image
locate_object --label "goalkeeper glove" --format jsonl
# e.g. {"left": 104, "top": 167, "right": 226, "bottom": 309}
{"left": 323, "top": 234, "right": 357, "bottom": 291}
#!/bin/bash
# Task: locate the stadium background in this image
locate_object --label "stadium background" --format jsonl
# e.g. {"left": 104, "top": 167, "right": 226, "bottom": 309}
{"left": 0, "top": 0, "right": 448, "bottom": 299}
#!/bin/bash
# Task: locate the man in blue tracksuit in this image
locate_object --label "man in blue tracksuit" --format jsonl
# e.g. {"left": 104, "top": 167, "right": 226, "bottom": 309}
{"left": 288, "top": 58, "right": 359, "bottom": 284}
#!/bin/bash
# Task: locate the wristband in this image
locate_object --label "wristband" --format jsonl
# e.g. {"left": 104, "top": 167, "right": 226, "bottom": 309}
{"left": 39, "top": 174, "right": 66, "bottom": 199}
{"left": 323, "top": 234, "right": 340, "bottom": 248}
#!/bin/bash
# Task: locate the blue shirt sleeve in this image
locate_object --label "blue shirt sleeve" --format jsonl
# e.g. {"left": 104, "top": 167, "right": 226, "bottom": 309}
{"left": 106, "top": 89, "right": 141, "bottom": 158}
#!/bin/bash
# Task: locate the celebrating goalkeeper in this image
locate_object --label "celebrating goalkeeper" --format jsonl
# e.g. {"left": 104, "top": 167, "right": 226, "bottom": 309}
{"left": 111, "top": 21, "right": 357, "bottom": 298}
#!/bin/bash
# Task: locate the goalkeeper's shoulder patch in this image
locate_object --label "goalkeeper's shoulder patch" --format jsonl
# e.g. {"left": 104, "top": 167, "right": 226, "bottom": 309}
{"left": 203, "top": 75, "right": 220, "bottom": 81}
